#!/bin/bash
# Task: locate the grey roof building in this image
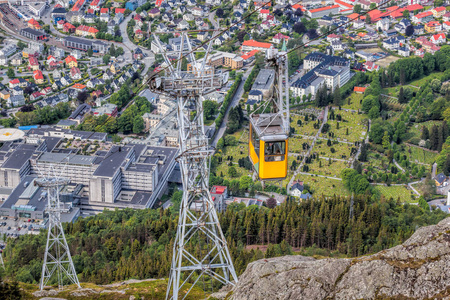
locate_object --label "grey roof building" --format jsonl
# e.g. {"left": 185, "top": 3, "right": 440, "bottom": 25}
{"left": 0, "top": 126, "right": 178, "bottom": 214}
{"left": 251, "top": 69, "right": 275, "bottom": 99}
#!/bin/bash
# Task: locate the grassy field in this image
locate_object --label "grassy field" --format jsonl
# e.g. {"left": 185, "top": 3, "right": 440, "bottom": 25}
{"left": 406, "top": 121, "right": 442, "bottom": 142}
{"left": 294, "top": 174, "right": 351, "bottom": 196}
{"left": 215, "top": 143, "right": 252, "bottom": 180}
{"left": 409, "top": 72, "right": 443, "bottom": 88}
{"left": 376, "top": 185, "right": 418, "bottom": 203}
{"left": 306, "top": 158, "right": 349, "bottom": 177}
{"left": 289, "top": 136, "right": 312, "bottom": 154}
{"left": 291, "top": 114, "right": 321, "bottom": 136}
{"left": 341, "top": 93, "right": 363, "bottom": 111}
{"left": 403, "top": 145, "right": 438, "bottom": 165}
{"left": 19, "top": 279, "right": 206, "bottom": 300}
{"left": 326, "top": 110, "right": 368, "bottom": 143}
{"left": 314, "top": 139, "right": 354, "bottom": 160}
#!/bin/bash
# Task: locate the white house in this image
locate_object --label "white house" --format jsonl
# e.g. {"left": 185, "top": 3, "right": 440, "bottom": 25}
{"left": 290, "top": 181, "right": 304, "bottom": 197}
{"left": 430, "top": 33, "right": 446, "bottom": 45}
{"left": 398, "top": 46, "right": 410, "bottom": 57}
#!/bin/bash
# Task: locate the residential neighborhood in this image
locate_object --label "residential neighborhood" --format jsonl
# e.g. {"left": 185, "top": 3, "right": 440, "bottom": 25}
{"left": 0, "top": 0, "right": 447, "bottom": 233}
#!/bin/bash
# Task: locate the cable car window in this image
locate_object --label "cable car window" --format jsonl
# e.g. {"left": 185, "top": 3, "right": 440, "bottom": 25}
{"left": 265, "top": 141, "right": 285, "bottom": 161}
{"left": 252, "top": 127, "right": 259, "bottom": 157}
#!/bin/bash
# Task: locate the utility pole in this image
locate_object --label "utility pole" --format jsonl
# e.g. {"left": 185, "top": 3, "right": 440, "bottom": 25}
{"left": 150, "top": 33, "right": 238, "bottom": 300}
{"left": 36, "top": 174, "right": 80, "bottom": 291}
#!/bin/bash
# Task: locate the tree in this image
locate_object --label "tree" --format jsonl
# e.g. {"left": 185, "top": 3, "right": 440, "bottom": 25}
{"left": 405, "top": 25, "right": 414, "bottom": 36}
{"left": 17, "top": 41, "right": 27, "bottom": 50}
{"left": 274, "top": 9, "right": 282, "bottom": 16}
{"left": 87, "top": 48, "right": 93, "bottom": 57}
{"left": 430, "top": 79, "right": 442, "bottom": 93}
{"left": 203, "top": 100, "right": 217, "bottom": 120}
{"left": 215, "top": 8, "right": 224, "bottom": 18}
{"left": 109, "top": 43, "right": 116, "bottom": 57}
{"left": 306, "top": 29, "right": 317, "bottom": 39}
{"left": 402, "top": 10, "right": 409, "bottom": 18}
{"left": 132, "top": 116, "right": 144, "bottom": 134}
{"left": 103, "top": 54, "right": 111, "bottom": 65}
{"left": 293, "top": 22, "right": 306, "bottom": 34}
{"left": 368, "top": 106, "right": 380, "bottom": 119}
{"left": 228, "top": 166, "right": 238, "bottom": 178}
{"left": 332, "top": 86, "right": 341, "bottom": 106}
{"left": 418, "top": 196, "right": 429, "bottom": 211}
{"left": 353, "top": 4, "right": 361, "bottom": 14}
{"left": 359, "top": 141, "right": 368, "bottom": 162}
{"left": 421, "top": 126, "right": 429, "bottom": 140}
{"left": 365, "top": 14, "right": 371, "bottom": 24}
{"left": 430, "top": 125, "right": 439, "bottom": 151}
{"left": 369, "top": 2, "right": 377, "bottom": 9}
{"left": 398, "top": 87, "right": 405, "bottom": 104}
{"left": 294, "top": 8, "right": 303, "bottom": 16}
{"left": 77, "top": 91, "right": 88, "bottom": 103}
{"left": 382, "top": 130, "right": 390, "bottom": 148}
{"left": 266, "top": 197, "right": 277, "bottom": 209}
{"left": 444, "top": 155, "right": 450, "bottom": 176}
{"left": 6, "top": 68, "right": 15, "bottom": 79}
{"left": 0, "top": 277, "right": 22, "bottom": 299}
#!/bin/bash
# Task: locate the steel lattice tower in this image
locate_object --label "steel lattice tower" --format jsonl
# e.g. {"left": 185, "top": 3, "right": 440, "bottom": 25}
{"left": 150, "top": 33, "right": 238, "bottom": 300}
{"left": 36, "top": 175, "right": 80, "bottom": 291}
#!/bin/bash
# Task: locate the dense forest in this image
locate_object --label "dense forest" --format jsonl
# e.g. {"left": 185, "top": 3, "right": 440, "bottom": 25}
{"left": 3, "top": 195, "right": 446, "bottom": 286}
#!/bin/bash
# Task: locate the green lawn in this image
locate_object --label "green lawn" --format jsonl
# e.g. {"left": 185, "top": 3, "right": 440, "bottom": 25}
{"left": 406, "top": 121, "right": 442, "bottom": 142}
{"left": 404, "top": 145, "right": 438, "bottom": 165}
{"left": 326, "top": 110, "right": 368, "bottom": 143}
{"left": 314, "top": 139, "right": 354, "bottom": 160}
{"left": 341, "top": 93, "right": 363, "bottom": 111}
{"left": 291, "top": 114, "right": 321, "bottom": 136}
{"left": 409, "top": 72, "right": 443, "bottom": 88}
{"left": 289, "top": 136, "right": 312, "bottom": 154}
{"left": 295, "top": 174, "right": 350, "bottom": 197}
{"left": 306, "top": 158, "right": 349, "bottom": 177}
{"left": 376, "top": 185, "right": 418, "bottom": 203}
{"left": 215, "top": 143, "right": 251, "bottom": 180}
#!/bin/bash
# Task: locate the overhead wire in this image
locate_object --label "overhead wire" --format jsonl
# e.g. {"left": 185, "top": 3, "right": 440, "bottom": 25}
{"left": 286, "top": 0, "right": 408, "bottom": 56}
{"left": 147, "top": 0, "right": 407, "bottom": 84}
{"left": 82, "top": 0, "right": 276, "bottom": 138}
{"left": 89, "top": 0, "right": 406, "bottom": 139}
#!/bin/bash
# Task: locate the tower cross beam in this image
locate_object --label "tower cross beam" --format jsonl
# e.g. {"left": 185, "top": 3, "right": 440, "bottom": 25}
{"left": 149, "top": 33, "right": 237, "bottom": 300}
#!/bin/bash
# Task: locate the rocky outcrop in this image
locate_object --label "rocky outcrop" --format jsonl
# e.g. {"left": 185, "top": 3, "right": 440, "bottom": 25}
{"left": 213, "top": 218, "right": 450, "bottom": 300}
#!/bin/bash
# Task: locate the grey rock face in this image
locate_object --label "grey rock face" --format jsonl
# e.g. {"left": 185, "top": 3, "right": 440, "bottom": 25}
{"left": 213, "top": 218, "right": 450, "bottom": 300}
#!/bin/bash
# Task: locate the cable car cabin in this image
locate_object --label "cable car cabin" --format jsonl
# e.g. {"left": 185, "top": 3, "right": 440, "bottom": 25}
{"left": 249, "top": 114, "right": 288, "bottom": 180}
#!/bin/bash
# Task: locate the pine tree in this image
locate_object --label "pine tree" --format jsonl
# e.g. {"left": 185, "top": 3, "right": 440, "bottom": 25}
{"left": 430, "top": 125, "right": 439, "bottom": 151}
{"left": 444, "top": 155, "right": 450, "bottom": 176}
{"left": 333, "top": 85, "right": 341, "bottom": 106}
{"left": 398, "top": 87, "right": 405, "bottom": 104}
{"left": 438, "top": 123, "right": 445, "bottom": 152}
{"left": 421, "top": 126, "right": 429, "bottom": 140}
{"left": 382, "top": 131, "right": 390, "bottom": 148}
{"left": 441, "top": 121, "right": 448, "bottom": 144}
{"left": 400, "top": 69, "right": 406, "bottom": 85}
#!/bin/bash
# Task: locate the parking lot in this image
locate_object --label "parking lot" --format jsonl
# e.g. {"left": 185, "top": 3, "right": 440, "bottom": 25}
{"left": 0, "top": 217, "right": 43, "bottom": 238}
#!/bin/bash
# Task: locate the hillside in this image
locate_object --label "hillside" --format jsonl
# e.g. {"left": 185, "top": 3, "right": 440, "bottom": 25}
{"left": 212, "top": 217, "right": 450, "bottom": 300}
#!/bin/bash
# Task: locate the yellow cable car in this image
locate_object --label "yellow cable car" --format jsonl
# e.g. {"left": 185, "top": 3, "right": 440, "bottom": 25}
{"left": 248, "top": 49, "right": 289, "bottom": 181}
{"left": 249, "top": 114, "right": 288, "bottom": 180}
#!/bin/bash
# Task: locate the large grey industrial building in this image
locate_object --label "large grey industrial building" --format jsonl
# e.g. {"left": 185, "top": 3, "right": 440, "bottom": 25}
{"left": 0, "top": 126, "right": 178, "bottom": 220}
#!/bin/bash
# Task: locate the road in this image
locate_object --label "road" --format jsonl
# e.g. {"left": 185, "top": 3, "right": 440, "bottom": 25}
{"left": 208, "top": 12, "right": 219, "bottom": 31}
{"left": 119, "top": 13, "right": 155, "bottom": 71}
{"left": 432, "top": 162, "right": 437, "bottom": 178}
{"left": 211, "top": 66, "right": 254, "bottom": 147}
